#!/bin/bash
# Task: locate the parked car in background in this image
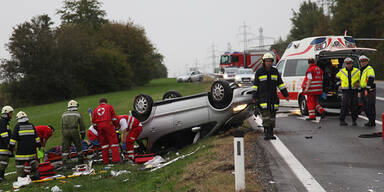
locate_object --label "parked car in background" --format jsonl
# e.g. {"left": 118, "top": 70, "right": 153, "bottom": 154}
{"left": 235, "top": 68, "right": 254, "bottom": 86}
{"left": 222, "top": 67, "right": 239, "bottom": 82}
{"left": 177, "top": 71, "right": 204, "bottom": 82}
{"left": 131, "top": 80, "right": 255, "bottom": 153}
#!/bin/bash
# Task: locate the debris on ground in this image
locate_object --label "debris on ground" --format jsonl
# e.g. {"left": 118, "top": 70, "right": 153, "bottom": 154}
{"left": 51, "top": 185, "right": 62, "bottom": 192}
{"left": 305, "top": 136, "right": 313, "bottom": 139}
{"left": 13, "top": 176, "right": 32, "bottom": 189}
{"left": 144, "top": 155, "right": 166, "bottom": 169}
{"left": 110, "top": 170, "right": 130, "bottom": 177}
{"left": 150, "top": 146, "right": 203, "bottom": 172}
{"left": 74, "top": 184, "right": 82, "bottom": 188}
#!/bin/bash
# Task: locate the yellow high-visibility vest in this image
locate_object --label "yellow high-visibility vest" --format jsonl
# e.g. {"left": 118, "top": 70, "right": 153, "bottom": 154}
{"left": 360, "top": 66, "right": 375, "bottom": 88}
{"left": 336, "top": 67, "right": 360, "bottom": 89}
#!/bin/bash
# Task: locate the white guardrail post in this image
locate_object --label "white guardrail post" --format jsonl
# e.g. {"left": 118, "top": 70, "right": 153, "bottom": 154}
{"left": 234, "top": 130, "right": 245, "bottom": 191}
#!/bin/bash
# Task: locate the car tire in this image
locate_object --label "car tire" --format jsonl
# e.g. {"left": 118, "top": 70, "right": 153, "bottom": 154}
{"left": 162, "top": 90, "right": 182, "bottom": 100}
{"left": 133, "top": 94, "right": 153, "bottom": 121}
{"left": 299, "top": 96, "right": 309, "bottom": 116}
{"left": 208, "top": 80, "right": 233, "bottom": 109}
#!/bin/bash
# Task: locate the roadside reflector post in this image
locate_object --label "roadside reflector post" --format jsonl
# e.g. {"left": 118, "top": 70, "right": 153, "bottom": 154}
{"left": 382, "top": 113, "right": 384, "bottom": 140}
{"left": 233, "top": 130, "right": 245, "bottom": 191}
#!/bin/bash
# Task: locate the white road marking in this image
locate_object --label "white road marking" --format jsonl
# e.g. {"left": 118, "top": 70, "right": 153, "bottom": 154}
{"left": 247, "top": 115, "right": 327, "bottom": 192}
{"left": 376, "top": 96, "right": 384, "bottom": 101}
{"left": 270, "top": 137, "right": 327, "bottom": 192}
{"left": 358, "top": 115, "right": 382, "bottom": 125}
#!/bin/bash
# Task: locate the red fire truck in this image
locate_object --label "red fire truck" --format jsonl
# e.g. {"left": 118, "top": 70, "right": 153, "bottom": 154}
{"left": 219, "top": 49, "right": 280, "bottom": 72}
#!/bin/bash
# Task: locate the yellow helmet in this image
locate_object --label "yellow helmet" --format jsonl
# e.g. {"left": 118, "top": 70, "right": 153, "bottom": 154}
{"left": 262, "top": 53, "right": 274, "bottom": 61}
{"left": 1, "top": 106, "right": 14, "bottom": 114}
{"left": 16, "top": 111, "right": 27, "bottom": 119}
{"left": 68, "top": 100, "right": 79, "bottom": 109}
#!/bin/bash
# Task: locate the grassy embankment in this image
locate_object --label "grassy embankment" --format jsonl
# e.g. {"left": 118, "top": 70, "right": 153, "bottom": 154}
{"left": 0, "top": 78, "right": 263, "bottom": 191}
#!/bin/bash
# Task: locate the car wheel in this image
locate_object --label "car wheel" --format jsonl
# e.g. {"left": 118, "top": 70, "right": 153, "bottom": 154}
{"left": 299, "top": 96, "right": 309, "bottom": 116}
{"left": 208, "top": 80, "right": 233, "bottom": 109}
{"left": 162, "top": 90, "right": 182, "bottom": 100}
{"left": 133, "top": 94, "right": 153, "bottom": 121}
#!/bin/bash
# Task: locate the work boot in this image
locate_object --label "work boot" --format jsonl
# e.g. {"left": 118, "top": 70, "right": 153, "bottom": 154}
{"left": 306, "top": 117, "right": 316, "bottom": 121}
{"left": 264, "top": 127, "right": 270, "bottom": 140}
{"left": 365, "top": 122, "right": 376, "bottom": 127}
{"left": 352, "top": 121, "right": 357, "bottom": 126}
{"left": 320, "top": 111, "right": 327, "bottom": 119}
{"left": 269, "top": 127, "right": 276, "bottom": 140}
{"left": 31, "top": 173, "right": 41, "bottom": 181}
{"left": 340, "top": 120, "right": 348, "bottom": 126}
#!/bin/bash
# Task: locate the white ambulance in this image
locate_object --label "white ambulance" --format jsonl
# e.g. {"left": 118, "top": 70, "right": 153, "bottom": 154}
{"left": 276, "top": 36, "right": 376, "bottom": 115}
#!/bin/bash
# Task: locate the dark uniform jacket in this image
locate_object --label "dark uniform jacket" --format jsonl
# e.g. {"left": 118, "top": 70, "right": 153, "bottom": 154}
{"left": 0, "top": 116, "right": 11, "bottom": 155}
{"left": 10, "top": 121, "right": 41, "bottom": 160}
{"left": 253, "top": 66, "right": 289, "bottom": 110}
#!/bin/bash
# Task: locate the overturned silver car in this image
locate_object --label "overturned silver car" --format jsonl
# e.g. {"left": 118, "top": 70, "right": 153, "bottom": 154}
{"left": 131, "top": 80, "right": 255, "bottom": 153}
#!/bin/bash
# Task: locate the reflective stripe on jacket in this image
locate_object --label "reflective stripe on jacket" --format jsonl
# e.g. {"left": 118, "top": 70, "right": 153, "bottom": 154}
{"left": 302, "top": 64, "right": 323, "bottom": 95}
{"left": 360, "top": 65, "right": 375, "bottom": 89}
{"left": 336, "top": 67, "right": 360, "bottom": 90}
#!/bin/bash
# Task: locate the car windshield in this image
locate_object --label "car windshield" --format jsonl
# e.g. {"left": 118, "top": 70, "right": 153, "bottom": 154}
{"left": 225, "top": 68, "right": 238, "bottom": 73}
{"left": 220, "top": 55, "right": 230, "bottom": 64}
{"left": 238, "top": 69, "right": 253, "bottom": 74}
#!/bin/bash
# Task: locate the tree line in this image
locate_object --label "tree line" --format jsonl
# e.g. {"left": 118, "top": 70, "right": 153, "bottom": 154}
{"left": 0, "top": 0, "right": 167, "bottom": 106}
{"left": 271, "top": 0, "right": 384, "bottom": 79}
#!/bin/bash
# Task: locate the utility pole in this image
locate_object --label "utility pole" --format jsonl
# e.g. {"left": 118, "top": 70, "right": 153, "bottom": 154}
{"left": 252, "top": 27, "right": 274, "bottom": 50}
{"left": 226, "top": 42, "right": 232, "bottom": 52}
{"left": 237, "top": 21, "right": 253, "bottom": 52}
{"left": 208, "top": 44, "right": 219, "bottom": 73}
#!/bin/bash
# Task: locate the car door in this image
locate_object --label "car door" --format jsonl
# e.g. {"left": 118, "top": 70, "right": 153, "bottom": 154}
{"left": 279, "top": 59, "right": 308, "bottom": 107}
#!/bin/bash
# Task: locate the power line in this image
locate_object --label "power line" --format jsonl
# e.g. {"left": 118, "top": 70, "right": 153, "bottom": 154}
{"left": 252, "top": 27, "right": 274, "bottom": 50}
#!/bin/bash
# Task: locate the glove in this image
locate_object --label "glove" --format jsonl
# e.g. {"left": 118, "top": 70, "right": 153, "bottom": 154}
{"left": 122, "top": 142, "right": 127, "bottom": 151}
{"left": 81, "top": 133, "right": 85, "bottom": 140}
{"left": 37, "top": 148, "right": 44, "bottom": 163}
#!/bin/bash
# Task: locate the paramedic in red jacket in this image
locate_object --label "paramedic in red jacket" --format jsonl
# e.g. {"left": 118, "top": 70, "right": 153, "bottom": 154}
{"left": 302, "top": 58, "right": 326, "bottom": 120}
{"left": 117, "top": 113, "right": 143, "bottom": 161}
{"left": 92, "top": 98, "right": 120, "bottom": 164}
{"left": 35, "top": 125, "right": 54, "bottom": 148}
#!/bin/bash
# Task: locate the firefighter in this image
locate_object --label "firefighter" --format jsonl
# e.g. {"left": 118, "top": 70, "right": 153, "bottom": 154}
{"left": 336, "top": 57, "right": 361, "bottom": 126}
{"left": 0, "top": 106, "right": 13, "bottom": 182}
{"left": 117, "top": 112, "right": 143, "bottom": 161}
{"left": 9, "top": 111, "right": 41, "bottom": 180}
{"left": 92, "top": 98, "right": 121, "bottom": 164}
{"left": 302, "top": 58, "right": 326, "bottom": 120}
{"left": 61, "top": 100, "right": 86, "bottom": 165}
{"left": 253, "top": 53, "right": 289, "bottom": 140}
{"left": 35, "top": 125, "right": 54, "bottom": 163}
{"left": 359, "top": 55, "right": 376, "bottom": 126}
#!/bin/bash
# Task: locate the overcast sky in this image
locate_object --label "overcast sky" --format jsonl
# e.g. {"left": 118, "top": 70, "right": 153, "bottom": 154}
{"left": 0, "top": 0, "right": 307, "bottom": 77}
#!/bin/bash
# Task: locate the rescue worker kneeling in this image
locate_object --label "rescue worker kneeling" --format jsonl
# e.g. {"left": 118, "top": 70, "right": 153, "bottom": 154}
{"left": 10, "top": 111, "right": 41, "bottom": 180}
{"left": 302, "top": 58, "right": 326, "bottom": 120}
{"left": 253, "top": 53, "right": 290, "bottom": 140}
{"left": 336, "top": 57, "right": 361, "bottom": 126}
{"left": 117, "top": 112, "right": 143, "bottom": 161}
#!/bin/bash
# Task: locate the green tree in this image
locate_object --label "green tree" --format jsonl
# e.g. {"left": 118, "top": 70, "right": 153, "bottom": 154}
{"left": 57, "top": 0, "right": 107, "bottom": 30}
{"left": 290, "top": 1, "right": 331, "bottom": 40}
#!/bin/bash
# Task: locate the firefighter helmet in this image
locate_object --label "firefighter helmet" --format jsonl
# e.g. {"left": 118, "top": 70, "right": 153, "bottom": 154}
{"left": 68, "top": 100, "right": 79, "bottom": 108}
{"left": 262, "top": 53, "right": 274, "bottom": 61}
{"left": 359, "top": 55, "right": 369, "bottom": 61}
{"left": 1, "top": 106, "right": 13, "bottom": 114}
{"left": 16, "top": 111, "right": 27, "bottom": 119}
{"left": 344, "top": 57, "right": 353, "bottom": 64}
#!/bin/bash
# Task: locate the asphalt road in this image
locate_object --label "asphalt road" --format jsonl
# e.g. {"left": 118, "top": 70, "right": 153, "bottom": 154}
{"left": 261, "top": 105, "right": 384, "bottom": 192}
